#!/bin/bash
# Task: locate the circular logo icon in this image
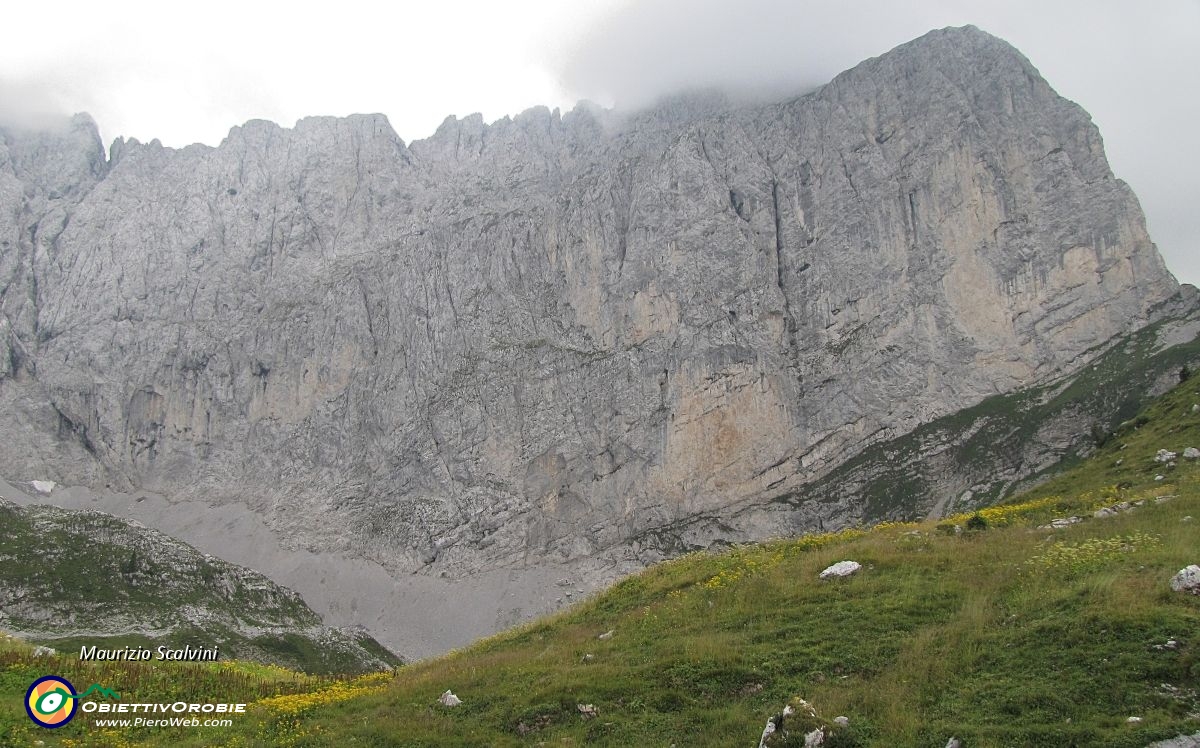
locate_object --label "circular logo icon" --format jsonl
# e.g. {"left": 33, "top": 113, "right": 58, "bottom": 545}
{"left": 25, "top": 675, "right": 78, "bottom": 728}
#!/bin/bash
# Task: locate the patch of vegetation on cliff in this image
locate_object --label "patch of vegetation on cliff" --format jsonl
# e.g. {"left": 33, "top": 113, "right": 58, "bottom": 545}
{"left": 810, "top": 315, "right": 1200, "bottom": 522}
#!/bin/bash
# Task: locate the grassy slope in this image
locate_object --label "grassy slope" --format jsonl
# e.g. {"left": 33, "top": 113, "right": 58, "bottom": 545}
{"left": 5, "top": 381, "right": 1200, "bottom": 747}
{"left": 0, "top": 502, "right": 403, "bottom": 677}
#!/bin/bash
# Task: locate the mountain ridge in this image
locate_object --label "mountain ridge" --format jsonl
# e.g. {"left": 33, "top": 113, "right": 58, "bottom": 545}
{"left": 0, "top": 25, "right": 1183, "bottom": 656}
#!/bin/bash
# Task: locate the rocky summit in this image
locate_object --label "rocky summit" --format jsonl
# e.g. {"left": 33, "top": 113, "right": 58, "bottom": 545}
{"left": 0, "top": 26, "right": 1183, "bottom": 656}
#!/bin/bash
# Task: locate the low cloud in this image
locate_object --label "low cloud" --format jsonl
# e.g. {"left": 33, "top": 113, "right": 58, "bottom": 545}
{"left": 553, "top": 0, "right": 1200, "bottom": 284}
{"left": 554, "top": 0, "right": 952, "bottom": 109}
{"left": 0, "top": 75, "right": 79, "bottom": 132}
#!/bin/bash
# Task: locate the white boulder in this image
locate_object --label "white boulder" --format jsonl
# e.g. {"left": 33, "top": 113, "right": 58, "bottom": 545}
{"left": 1170, "top": 565, "right": 1200, "bottom": 595}
{"left": 819, "top": 561, "right": 861, "bottom": 579}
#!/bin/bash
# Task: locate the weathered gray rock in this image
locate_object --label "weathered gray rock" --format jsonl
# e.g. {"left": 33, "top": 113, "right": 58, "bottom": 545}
{"left": 576, "top": 703, "right": 598, "bottom": 719}
{"left": 758, "top": 701, "right": 844, "bottom": 748}
{"left": 438, "top": 690, "right": 462, "bottom": 707}
{"left": 1170, "top": 565, "right": 1200, "bottom": 594}
{"left": 1146, "top": 732, "right": 1200, "bottom": 748}
{"left": 819, "top": 561, "right": 862, "bottom": 579}
{"left": 1184, "top": 447, "right": 1199, "bottom": 459}
{"left": 1038, "top": 516, "right": 1083, "bottom": 530}
{"left": 0, "top": 27, "right": 1184, "bottom": 655}
{"left": 1156, "top": 450, "right": 1178, "bottom": 463}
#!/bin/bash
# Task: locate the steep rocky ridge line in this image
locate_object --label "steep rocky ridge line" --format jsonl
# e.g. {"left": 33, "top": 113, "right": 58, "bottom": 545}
{"left": 0, "top": 26, "right": 1183, "bottom": 655}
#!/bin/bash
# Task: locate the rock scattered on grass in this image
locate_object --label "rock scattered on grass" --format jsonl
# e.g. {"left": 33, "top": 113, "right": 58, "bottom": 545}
{"left": 759, "top": 697, "right": 850, "bottom": 747}
{"left": 945, "top": 739, "right": 962, "bottom": 748}
{"left": 1156, "top": 449, "right": 1177, "bottom": 463}
{"left": 1037, "top": 516, "right": 1082, "bottom": 530}
{"left": 1170, "top": 565, "right": 1200, "bottom": 595}
{"left": 32, "top": 646, "right": 55, "bottom": 657}
{"left": 819, "top": 561, "right": 861, "bottom": 579}
{"left": 1185, "top": 447, "right": 1200, "bottom": 459}
{"left": 1094, "top": 501, "right": 1139, "bottom": 519}
{"left": 577, "top": 703, "right": 599, "bottom": 719}
{"left": 438, "top": 690, "right": 462, "bottom": 707}
{"left": 598, "top": 629, "right": 614, "bottom": 640}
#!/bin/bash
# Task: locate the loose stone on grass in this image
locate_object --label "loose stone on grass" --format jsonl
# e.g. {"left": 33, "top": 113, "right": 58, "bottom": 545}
{"left": 819, "top": 561, "right": 861, "bottom": 579}
{"left": 1170, "top": 565, "right": 1200, "bottom": 595}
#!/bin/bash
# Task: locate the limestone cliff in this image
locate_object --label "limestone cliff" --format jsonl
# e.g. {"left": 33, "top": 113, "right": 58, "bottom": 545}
{"left": 0, "top": 27, "right": 1180, "bottom": 586}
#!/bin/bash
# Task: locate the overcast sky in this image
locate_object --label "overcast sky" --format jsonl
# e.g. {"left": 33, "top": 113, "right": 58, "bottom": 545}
{"left": 0, "top": 0, "right": 1195, "bottom": 284}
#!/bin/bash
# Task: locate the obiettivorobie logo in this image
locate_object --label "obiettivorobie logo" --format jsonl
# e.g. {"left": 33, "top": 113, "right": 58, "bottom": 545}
{"left": 25, "top": 674, "right": 247, "bottom": 730}
{"left": 24, "top": 676, "right": 120, "bottom": 728}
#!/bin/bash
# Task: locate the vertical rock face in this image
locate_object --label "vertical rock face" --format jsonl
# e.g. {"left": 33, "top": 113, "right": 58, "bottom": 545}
{"left": 0, "top": 27, "right": 1180, "bottom": 581}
